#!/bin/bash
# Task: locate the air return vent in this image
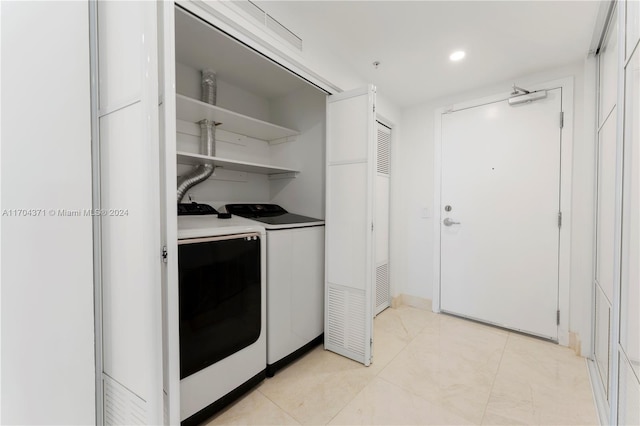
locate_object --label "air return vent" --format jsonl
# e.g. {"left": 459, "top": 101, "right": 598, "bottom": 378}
{"left": 234, "top": 1, "right": 303, "bottom": 50}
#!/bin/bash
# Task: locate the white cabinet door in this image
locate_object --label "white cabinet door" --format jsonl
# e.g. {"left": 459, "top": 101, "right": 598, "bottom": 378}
{"left": 325, "top": 86, "right": 376, "bottom": 366}
{"left": 95, "top": 2, "right": 164, "bottom": 424}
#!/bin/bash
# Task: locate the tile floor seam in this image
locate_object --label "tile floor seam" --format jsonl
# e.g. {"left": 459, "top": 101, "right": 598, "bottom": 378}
{"left": 400, "top": 311, "right": 430, "bottom": 337}
{"left": 372, "top": 332, "right": 420, "bottom": 399}
{"left": 374, "top": 359, "right": 431, "bottom": 407}
{"left": 256, "top": 387, "right": 304, "bottom": 425}
{"left": 375, "top": 374, "right": 440, "bottom": 409}
{"left": 325, "top": 374, "right": 379, "bottom": 425}
{"left": 359, "top": 324, "right": 447, "bottom": 423}
{"left": 329, "top": 354, "right": 394, "bottom": 425}
{"left": 374, "top": 374, "right": 479, "bottom": 425}
{"left": 372, "top": 331, "right": 411, "bottom": 376}
{"left": 479, "top": 331, "right": 511, "bottom": 425}
{"left": 370, "top": 315, "right": 453, "bottom": 414}
{"left": 380, "top": 373, "right": 439, "bottom": 421}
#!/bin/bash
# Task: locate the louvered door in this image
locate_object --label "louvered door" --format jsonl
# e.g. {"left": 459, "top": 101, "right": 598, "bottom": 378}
{"left": 325, "top": 86, "right": 376, "bottom": 366}
{"left": 375, "top": 122, "right": 391, "bottom": 316}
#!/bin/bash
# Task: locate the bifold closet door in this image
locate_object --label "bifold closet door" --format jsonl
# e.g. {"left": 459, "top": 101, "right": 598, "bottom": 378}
{"left": 325, "top": 86, "right": 376, "bottom": 366}
{"left": 375, "top": 122, "right": 391, "bottom": 316}
{"left": 95, "top": 2, "right": 165, "bottom": 424}
{"left": 593, "top": 8, "right": 618, "bottom": 401}
{"left": 617, "top": 13, "right": 640, "bottom": 424}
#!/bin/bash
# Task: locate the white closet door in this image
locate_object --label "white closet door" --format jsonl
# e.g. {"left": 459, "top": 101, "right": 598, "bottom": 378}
{"left": 325, "top": 86, "right": 376, "bottom": 366}
{"left": 157, "top": 2, "right": 180, "bottom": 424}
{"left": 594, "top": 9, "right": 619, "bottom": 401}
{"left": 96, "top": 2, "right": 164, "bottom": 424}
{"left": 375, "top": 122, "right": 391, "bottom": 316}
{"left": 618, "top": 29, "right": 640, "bottom": 424}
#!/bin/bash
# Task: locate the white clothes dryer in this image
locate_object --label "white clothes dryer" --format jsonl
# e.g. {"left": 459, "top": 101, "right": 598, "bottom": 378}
{"left": 177, "top": 207, "right": 266, "bottom": 424}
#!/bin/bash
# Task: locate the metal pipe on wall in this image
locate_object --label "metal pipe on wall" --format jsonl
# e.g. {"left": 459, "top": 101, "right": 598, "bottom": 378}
{"left": 176, "top": 70, "right": 217, "bottom": 203}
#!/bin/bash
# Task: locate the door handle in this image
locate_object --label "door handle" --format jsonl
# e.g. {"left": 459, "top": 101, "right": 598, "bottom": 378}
{"left": 443, "top": 217, "right": 461, "bottom": 226}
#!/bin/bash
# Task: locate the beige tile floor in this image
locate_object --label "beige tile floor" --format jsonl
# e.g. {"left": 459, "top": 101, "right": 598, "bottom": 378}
{"left": 204, "top": 306, "right": 599, "bottom": 425}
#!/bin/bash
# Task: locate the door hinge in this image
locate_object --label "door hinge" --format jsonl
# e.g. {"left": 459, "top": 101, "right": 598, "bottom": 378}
{"left": 558, "top": 212, "right": 562, "bottom": 228}
{"left": 162, "top": 246, "right": 168, "bottom": 263}
{"left": 557, "top": 310, "right": 560, "bottom": 325}
{"left": 559, "top": 111, "right": 564, "bottom": 129}
{"left": 371, "top": 222, "right": 374, "bottom": 231}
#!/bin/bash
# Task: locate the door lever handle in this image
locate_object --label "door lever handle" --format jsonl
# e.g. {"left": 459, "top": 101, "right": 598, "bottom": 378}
{"left": 443, "top": 217, "right": 461, "bottom": 226}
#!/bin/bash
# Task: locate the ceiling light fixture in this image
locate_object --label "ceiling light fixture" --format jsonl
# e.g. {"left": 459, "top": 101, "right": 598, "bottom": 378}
{"left": 449, "top": 51, "right": 465, "bottom": 61}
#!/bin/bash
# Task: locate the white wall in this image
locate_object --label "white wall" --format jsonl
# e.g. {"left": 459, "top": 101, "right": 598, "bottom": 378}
{"left": 0, "top": 1, "right": 96, "bottom": 423}
{"left": 176, "top": 62, "right": 272, "bottom": 122}
{"left": 394, "top": 60, "right": 595, "bottom": 353}
{"left": 175, "top": 63, "right": 272, "bottom": 206}
{"left": 269, "top": 85, "right": 326, "bottom": 219}
{"left": 394, "top": 104, "right": 434, "bottom": 302}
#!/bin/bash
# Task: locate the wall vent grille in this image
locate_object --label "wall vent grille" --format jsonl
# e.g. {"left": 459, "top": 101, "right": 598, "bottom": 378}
{"left": 103, "top": 374, "right": 147, "bottom": 425}
{"left": 377, "top": 125, "right": 391, "bottom": 175}
{"left": 234, "top": 1, "right": 303, "bottom": 51}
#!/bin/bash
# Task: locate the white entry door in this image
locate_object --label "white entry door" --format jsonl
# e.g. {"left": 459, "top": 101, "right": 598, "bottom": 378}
{"left": 440, "top": 88, "right": 562, "bottom": 340}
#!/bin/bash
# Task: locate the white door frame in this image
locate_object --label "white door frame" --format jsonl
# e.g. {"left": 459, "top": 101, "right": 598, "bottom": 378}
{"left": 432, "top": 77, "right": 574, "bottom": 346}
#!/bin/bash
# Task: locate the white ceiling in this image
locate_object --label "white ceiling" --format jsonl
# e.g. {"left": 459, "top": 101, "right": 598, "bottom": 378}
{"left": 254, "top": 1, "right": 603, "bottom": 107}
{"left": 175, "top": 7, "right": 309, "bottom": 99}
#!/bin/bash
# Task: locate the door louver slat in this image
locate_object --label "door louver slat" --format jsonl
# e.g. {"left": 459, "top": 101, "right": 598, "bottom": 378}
{"left": 377, "top": 126, "right": 391, "bottom": 175}
{"left": 326, "top": 284, "right": 366, "bottom": 361}
{"left": 103, "top": 374, "right": 147, "bottom": 425}
{"left": 376, "top": 263, "right": 390, "bottom": 314}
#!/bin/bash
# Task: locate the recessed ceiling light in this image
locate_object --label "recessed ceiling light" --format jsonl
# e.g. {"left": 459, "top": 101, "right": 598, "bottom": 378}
{"left": 450, "top": 51, "right": 466, "bottom": 61}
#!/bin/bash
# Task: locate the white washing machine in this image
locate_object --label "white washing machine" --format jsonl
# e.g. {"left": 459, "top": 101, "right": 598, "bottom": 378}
{"left": 177, "top": 206, "right": 266, "bottom": 424}
{"left": 225, "top": 204, "right": 325, "bottom": 376}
